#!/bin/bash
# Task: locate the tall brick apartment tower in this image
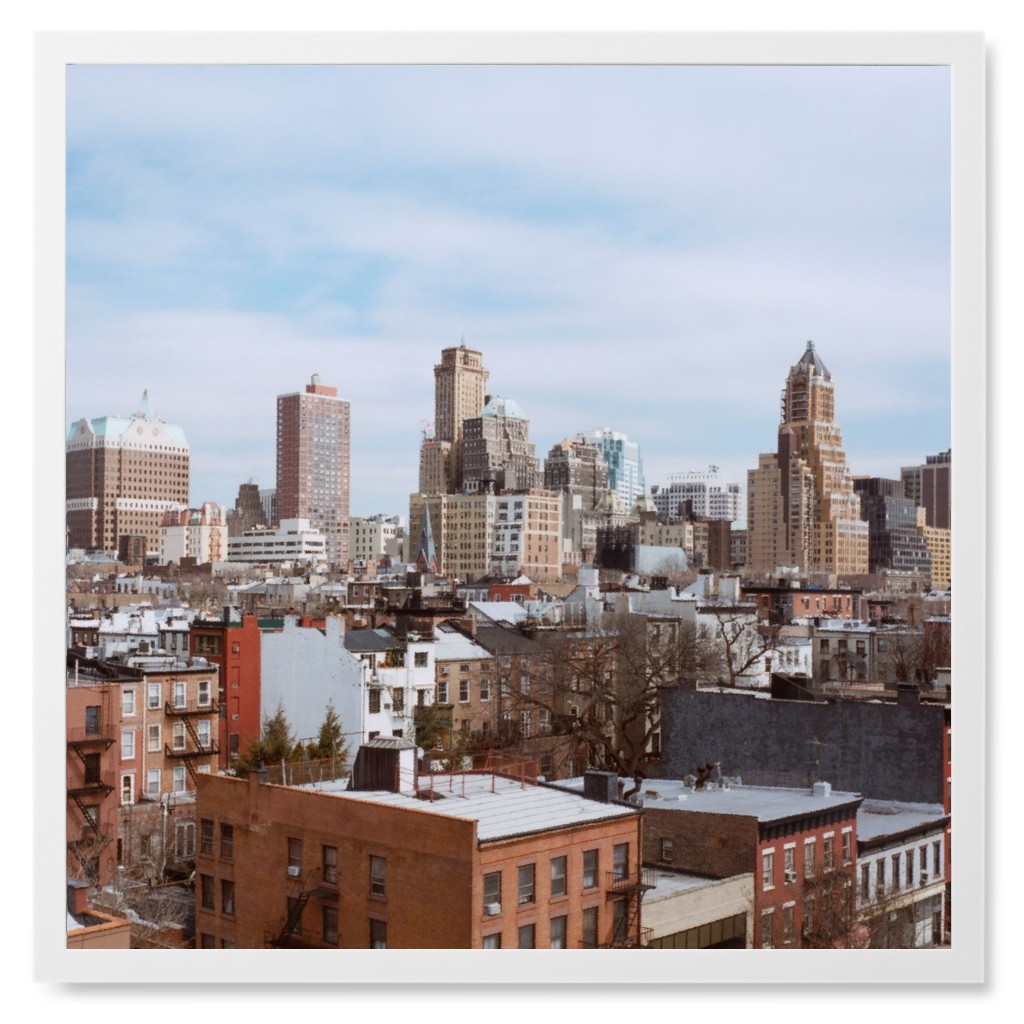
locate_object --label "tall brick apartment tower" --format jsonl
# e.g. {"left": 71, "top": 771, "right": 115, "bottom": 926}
{"left": 276, "top": 375, "right": 351, "bottom": 569}
{"left": 747, "top": 342, "right": 868, "bottom": 576}
{"left": 66, "top": 390, "right": 190, "bottom": 556}
{"left": 429, "top": 343, "right": 489, "bottom": 493}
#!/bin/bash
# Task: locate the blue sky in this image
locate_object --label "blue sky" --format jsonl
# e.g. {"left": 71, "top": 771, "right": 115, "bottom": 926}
{"left": 65, "top": 63, "right": 951, "bottom": 521}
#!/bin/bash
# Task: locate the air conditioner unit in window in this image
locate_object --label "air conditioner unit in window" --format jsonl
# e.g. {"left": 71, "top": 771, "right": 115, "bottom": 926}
{"left": 920, "top": 871, "right": 931, "bottom": 882}
{"left": 287, "top": 865, "right": 301, "bottom": 877}
{"left": 784, "top": 870, "right": 797, "bottom": 883}
{"left": 484, "top": 902, "right": 501, "bottom": 916}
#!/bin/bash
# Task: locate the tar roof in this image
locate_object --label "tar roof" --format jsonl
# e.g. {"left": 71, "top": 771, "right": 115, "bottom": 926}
{"left": 300, "top": 773, "right": 639, "bottom": 842}
{"left": 343, "top": 627, "right": 401, "bottom": 653}
{"left": 856, "top": 800, "right": 947, "bottom": 843}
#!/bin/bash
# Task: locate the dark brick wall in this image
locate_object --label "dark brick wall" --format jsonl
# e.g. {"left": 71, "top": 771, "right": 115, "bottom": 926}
{"left": 660, "top": 683, "right": 946, "bottom": 804}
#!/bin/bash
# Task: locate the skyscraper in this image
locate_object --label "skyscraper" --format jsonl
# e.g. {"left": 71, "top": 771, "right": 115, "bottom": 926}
{"left": 66, "top": 390, "right": 190, "bottom": 556}
{"left": 901, "top": 449, "right": 951, "bottom": 530}
{"left": 431, "top": 343, "right": 489, "bottom": 492}
{"left": 461, "top": 396, "right": 542, "bottom": 493}
{"left": 746, "top": 342, "right": 868, "bottom": 575}
{"left": 580, "top": 428, "right": 645, "bottom": 512}
{"left": 275, "top": 374, "right": 351, "bottom": 569}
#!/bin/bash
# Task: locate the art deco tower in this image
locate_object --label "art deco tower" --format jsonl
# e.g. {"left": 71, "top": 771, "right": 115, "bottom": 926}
{"left": 747, "top": 342, "right": 868, "bottom": 575}
{"left": 276, "top": 374, "right": 351, "bottom": 568}
{"left": 427, "top": 343, "right": 489, "bottom": 493}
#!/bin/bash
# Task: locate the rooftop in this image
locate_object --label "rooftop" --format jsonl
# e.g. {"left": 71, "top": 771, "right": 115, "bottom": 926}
{"left": 856, "top": 800, "right": 948, "bottom": 843}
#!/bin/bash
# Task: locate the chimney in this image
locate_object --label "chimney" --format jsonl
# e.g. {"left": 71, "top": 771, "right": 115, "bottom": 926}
{"left": 812, "top": 781, "right": 832, "bottom": 799}
{"left": 67, "top": 879, "right": 90, "bottom": 918}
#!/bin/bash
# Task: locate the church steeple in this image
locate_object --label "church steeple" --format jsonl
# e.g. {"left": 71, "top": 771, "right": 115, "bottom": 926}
{"left": 416, "top": 504, "right": 438, "bottom": 573}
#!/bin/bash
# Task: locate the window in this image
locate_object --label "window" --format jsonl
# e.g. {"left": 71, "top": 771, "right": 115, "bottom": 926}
{"left": 173, "top": 681, "right": 186, "bottom": 708}
{"left": 479, "top": 678, "right": 490, "bottom": 701}
{"left": 582, "top": 849, "right": 598, "bottom": 889}
{"left": 518, "top": 923, "right": 536, "bottom": 948}
{"left": 200, "top": 873, "right": 215, "bottom": 910}
{"left": 146, "top": 768, "right": 160, "bottom": 798}
{"left": 842, "top": 828, "right": 853, "bottom": 864}
{"left": 761, "top": 908, "right": 775, "bottom": 948}
{"left": 784, "top": 845, "right": 795, "bottom": 881}
{"left": 221, "top": 879, "right": 235, "bottom": 916}
{"left": 550, "top": 915, "right": 567, "bottom": 949}
{"left": 518, "top": 863, "right": 535, "bottom": 905}
{"left": 322, "top": 845, "right": 337, "bottom": 884}
{"left": 200, "top": 934, "right": 215, "bottom": 949}
{"left": 933, "top": 841, "right": 942, "bottom": 877}
{"left": 147, "top": 723, "right": 161, "bottom": 753}
{"left": 582, "top": 907, "right": 598, "bottom": 948}
{"left": 85, "top": 705, "right": 101, "bottom": 735}
{"left": 482, "top": 933, "right": 502, "bottom": 949}
{"left": 804, "top": 839, "right": 816, "bottom": 878}
{"left": 437, "top": 681, "right": 448, "bottom": 703}
{"left": 520, "top": 710, "right": 531, "bottom": 739}
{"left": 459, "top": 679, "right": 470, "bottom": 703}
{"left": 83, "top": 752, "right": 101, "bottom": 784}
{"left": 220, "top": 823, "right": 234, "bottom": 861}
{"left": 906, "top": 849, "right": 914, "bottom": 886}
{"left": 804, "top": 896, "right": 815, "bottom": 937}
{"left": 370, "top": 919, "right": 387, "bottom": 949}
{"left": 660, "top": 837, "right": 674, "bottom": 862}
{"left": 782, "top": 903, "right": 795, "bottom": 944}
{"left": 762, "top": 849, "right": 775, "bottom": 889}
{"left": 891, "top": 853, "right": 901, "bottom": 890}
{"left": 172, "top": 721, "right": 186, "bottom": 751}
{"left": 370, "top": 855, "right": 386, "bottom": 896}
{"left": 288, "top": 838, "right": 303, "bottom": 875}
{"left": 221, "top": 939, "right": 235, "bottom": 949}
{"left": 120, "top": 774, "right": 134, "bottom": 805}
{"left": 392, "top": 689, "right": 405, "bottom": 714}
{"left": 172, "top": 766, "right": 187, "bottom": 793}
{"left": 200, "top": 818, "right": 214, "bottom": 856}
{"left": 198, "top": 680, "right": 212, "bottom": 707}
{"left": 483, "top": 871, "right": 501, "bottom": 914}
{"left": 414, "top": 651, "right": 428, "bottom": 668}
{"left": 121, "top": 730, "right": 135, "bottom": 760}
{"left": 122, "top": 689, "right": 136, "bottom": 716}
{"left": 613, "top": 843, "right": 629, "bottom": 882}
{"left": 175, "top": 819, "right": 195, "bottom": 858}
{"left": 876, "top": 858, "right": 886, "bottom": 894}
{"left": 520, "top": 674, "right": 530, "bottom": 695}
{"left": 286, "top": 897, "right": 303, "bottom": 936}
{"left": 368, "top": 689, "right": 381, "bottom": 714}
{"left": 539, "top": 709, "right": 550, "bottom": 734}
{"left": 823, "top": 834, "right": 834, "bottom": 872}
{"left": 612, "top": 900, "right": 628, "bottom": 943}
{"left": 197, "top": 719, "right": 212, "bottom": 748}
{"left": 550, "top": 856, "right": 567, "bottom": 898}
{"left": 860, "top": 863, "right": 871, "bottom": 900}
{"left": 322, "top": 906, "right": 338, "bottom": 945}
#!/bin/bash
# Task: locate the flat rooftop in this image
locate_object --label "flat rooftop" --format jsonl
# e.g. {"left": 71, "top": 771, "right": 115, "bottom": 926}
{"left": 856, "top": 800, "right": 947, "bottom": 843}
{"left": 295, "top": 772, "right": 640, "bottom": 842}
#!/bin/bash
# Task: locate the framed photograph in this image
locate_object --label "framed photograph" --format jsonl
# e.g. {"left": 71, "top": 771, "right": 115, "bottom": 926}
{"left": 39, "top": 30, "right": 984, "bottom": 985}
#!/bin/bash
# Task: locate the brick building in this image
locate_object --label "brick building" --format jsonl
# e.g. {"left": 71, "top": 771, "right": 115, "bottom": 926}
{"left": 194, "top": 742, "right": 645, "bottom": 949}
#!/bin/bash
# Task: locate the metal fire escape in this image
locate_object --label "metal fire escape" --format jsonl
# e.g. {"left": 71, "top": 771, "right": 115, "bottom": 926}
{"left": 603, "top": 866, "right": 656, "bottom": 948}
{"left": 163, "top": 698, "right": 220, "bottom": 784}
{"left": 66, "top": 693, "right": 115, "bottom": 877}
{"left": 266, "top": 869, "right": 339, "bottom": 948}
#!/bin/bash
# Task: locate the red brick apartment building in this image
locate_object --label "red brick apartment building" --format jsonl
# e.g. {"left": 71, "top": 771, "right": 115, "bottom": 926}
{"left": 634, "top": 778, "right": 862, "bottom": 949}
{"left": 194, "top": 740, "right": 646, "bottom": 949}
{"left": 189, "top": 610, "right": 262, "bottom": 767}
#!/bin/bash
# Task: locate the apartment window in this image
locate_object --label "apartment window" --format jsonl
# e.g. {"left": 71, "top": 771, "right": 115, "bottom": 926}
{"left": 582, "top": 907, "right": 598, "bottom": 948}
{"left": 550, "top": 915, "right": 567, "bottom": 949}
{"left": 198, "top": 680, "right": 212, "bottom": 707}
{"left": 920, "top": 845, "right": 929, "bottom": 882}
{"left": 121, "top": 730, "right": 135, "bottom": 760}
{"left": 520, "top": 710, "right": 532, "bottom": 739}
{"left": 459, "top": 679, "right": 470, "bottom": 703}
{"left": 146, "top": 768, "right": 160, "bottom": 798}
{"left": 200, "top": 934, "right": 215, "bottom": 949}
{"left": 120, "top": 774, "right": 134, "bottom": 805}
{"left": 200, "top": 873, "right": 215, "bottom": 910}
{"left": 322, "top": 845, "right": 337, "bottom": 884}
{"left": 483, "top": 871, "right": 502, "bottom": 914}
{"left": 905, "top": 849, "right": 915, "bottom": 886}
{"left": 84, "top": 705, "right": 101, "bottom": 735}
{"left": 762, "top": 849, "right": 775, "bottom": 890}
{"left": 613, "top": 843, "right": 629, "bottom": 882}
{"left": 147, "top": 683, "right": 161, "bottom": 709}
{"left": 518, "top": 923, "right": 536, "bottom": 949}
{"left": 612, "top": 900, "right": 628, "bottom": 943}
{"left": 287, "top": 838, "right": 303, "bottom": 876}
{"left": 122, "top": 689, "right": 136, "bottom": 716}
{"left": 860, "top": 863, "right": 871, "bottom": 901}
{"left": 842, "top": 828, "right": 853, "bottom": 864}
{"left": 220, "top": 823, "right": 234, "bottom": 861}
{"left": 322, "top": 906, "right": 338, "bottom": 945}
{"left": 782, "top": 903, "right": 795, "bottom": 945}
{"left": 197, "top": 719, "right": 212, "bottom": 748}
{"left": 784, "top": 845, "right": 795, "bottom": 881}
{"left": 220, "top": 938, "right": 234, "bottom": 949}
{"left": 660, "top": 837, "right": 674, "bottom": 862}
{"left": 804, "top": 895, "right": 815, "bottom": 937}
{"left": 761, "top": 908, "right": 775, "bottom": 948}
{"left": 221, "top": 879, "right": 235, "bottom": 916}
{"left": 173, "top": 681, "right": 186, "bottom": 708}
{"left": 172, "top": 766, "right": 186, "bottom": 793}
{"left": 172, "top": 721, "right": 186, "bottom": 751}
{"left": 876, "top": 858, "right": 886, "bottom": 895}
{"left": 368, "top": 689, "right": 381, "bottom": 714}
{"left": 804, "top": 839, "right": 816, "bottom": 878}
{"left": 414, "top": 651, "right": 428, "bottom": 668}
{"left": 520, "top": 674, "right": 530, "bottom": 695}
{"left": 482, "top": 933, "right": 502, "bottom": 949}
{"left": 147, "top": 723, "right": 161, "bottom": 753}
{"left": 200, "top": 818, "right": 214, "bottom": 856}
{"left": 823, "top": 834, "right": 834, "bottom": 873}
{"left": 891, "top": 853, "right": 902, "bottom": 890}
{"left": 539, "top": 708, "right": 550, "bottom": 735}
{"left": 370, "top": 855, "right": 386, "bottom": 896}
{"left": 550, "top": 856, "right": 567, "bottom": 898}
{"left": 583, "top": 849, "right": 598, "bottom": 889}
{"left": 370, "top": 919, "right": 387, "bottom": 949}
{"left": 933, "top": 841, "right": 942, "bottom": 877}
{"left": 518, "top": 863, "right": 536, "bottom": 905}
{"left": 479, "top": 678, "right": 490, "bottom": 701}
{"left": 392, "top": 689, "right": 405, "bottom": 714}
{"left": 286, "top": 897, "right": 303, "bottom": 936}
{"left": 437, "top": 681, "right": 448, "bottom": 703}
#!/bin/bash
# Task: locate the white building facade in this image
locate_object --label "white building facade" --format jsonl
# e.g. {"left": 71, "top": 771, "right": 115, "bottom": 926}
{"left": 226, "top": 518, "right": 327, "bottom": 567}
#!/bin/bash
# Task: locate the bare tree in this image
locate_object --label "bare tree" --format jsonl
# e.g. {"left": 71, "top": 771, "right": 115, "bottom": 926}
{"left": 699, "top": 605, "right": 782, "bottom": 688}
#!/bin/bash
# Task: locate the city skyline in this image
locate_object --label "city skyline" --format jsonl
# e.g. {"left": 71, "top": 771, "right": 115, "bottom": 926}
{"left": 66, "top": 64, "right": 951, "bottom": 520}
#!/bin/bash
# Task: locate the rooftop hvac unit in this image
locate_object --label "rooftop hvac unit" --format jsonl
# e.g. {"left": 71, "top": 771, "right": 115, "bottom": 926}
{"left": 484, "top": 902, "right": 501, "bottom": 916}
{"left": 287, "top": 865, "right": 301, "bottom": 877}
